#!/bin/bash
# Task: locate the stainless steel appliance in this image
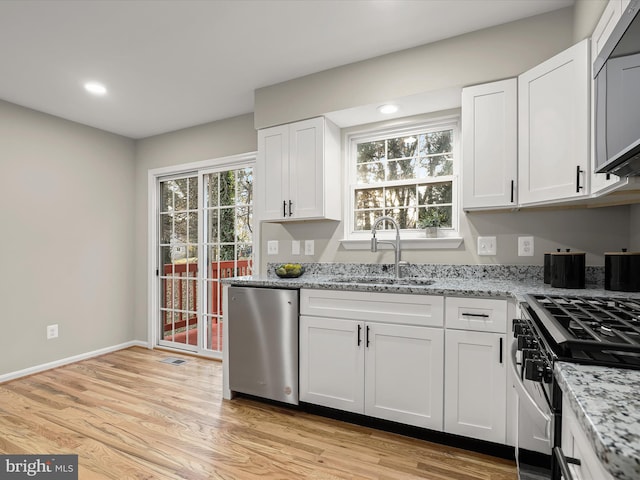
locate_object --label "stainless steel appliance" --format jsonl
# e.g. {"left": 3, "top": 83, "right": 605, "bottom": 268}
{"left": 228, "top": 286, "right": 300, "bottom": 405}
{"left": 594, "top": 0, "right": 640, "bottom": 176}
{"left": 512, "top": 295, "right": 640, "bottom": 479}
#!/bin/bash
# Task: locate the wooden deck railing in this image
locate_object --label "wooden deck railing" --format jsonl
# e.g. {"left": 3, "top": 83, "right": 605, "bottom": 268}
{"left": 162, "top": 260, "right": 251, "bottom": 348}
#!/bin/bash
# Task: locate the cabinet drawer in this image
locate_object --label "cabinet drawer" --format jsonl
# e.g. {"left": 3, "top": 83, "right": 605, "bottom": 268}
{"left": 445, "top": 297, "right": 507, "bottom": 333}
{"left": 300, "top": 289, "right": 444, "bottom": 327}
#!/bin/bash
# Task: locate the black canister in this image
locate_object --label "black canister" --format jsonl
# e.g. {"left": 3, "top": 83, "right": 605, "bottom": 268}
{"left": 543, "top": 249, "right": 561, "bottom": 284}
{"left": 550, "top": 250, "right": 585, "bottom": 289}
{"left": 605, "top": 250, "right": 640, "bottom": 292}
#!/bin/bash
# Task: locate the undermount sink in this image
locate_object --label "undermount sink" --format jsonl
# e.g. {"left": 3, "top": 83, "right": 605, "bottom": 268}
{"left": 328, "top": 276, "right": 434, "bottom": 286}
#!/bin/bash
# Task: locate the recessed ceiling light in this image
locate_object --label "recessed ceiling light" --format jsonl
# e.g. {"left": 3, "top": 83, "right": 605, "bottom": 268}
{"left": 84, "top": 82, "right": 107, "bottom": 96}
{"left": 377, "top": 104, "right": 398, "bottom": 114}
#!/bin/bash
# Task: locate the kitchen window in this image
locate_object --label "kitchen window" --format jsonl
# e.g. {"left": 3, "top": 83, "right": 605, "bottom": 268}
{"left": 343, "top": 116, "right": 461, "bottom": 248}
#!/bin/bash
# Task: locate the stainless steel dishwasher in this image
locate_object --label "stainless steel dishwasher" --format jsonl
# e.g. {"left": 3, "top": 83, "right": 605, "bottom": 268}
{"left": 228, "top": 286, "right": 299, "bottom": 405}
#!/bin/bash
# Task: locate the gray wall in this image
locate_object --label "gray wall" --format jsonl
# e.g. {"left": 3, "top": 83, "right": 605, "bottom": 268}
{"left": 573, "top": 0, "right": 607, "bottom": 43}
{"left": 132, "top": 113, "right": 257, "bottom": 341}
{"left": 255, "top": 7, "right": 574, "bottom": 129}
{"left": 0, "top": 100, "right": 135, "bottom": 376}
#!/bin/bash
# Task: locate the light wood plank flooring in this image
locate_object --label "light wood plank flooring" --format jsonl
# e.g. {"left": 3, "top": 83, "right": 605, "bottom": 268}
{"left": 0, "top": 347, "right": 516, "bottom": 479}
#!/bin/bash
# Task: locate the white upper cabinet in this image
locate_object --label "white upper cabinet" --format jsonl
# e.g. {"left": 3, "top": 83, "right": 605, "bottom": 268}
{"left": 257, "top": 116, "right": 341, "bottom": 222}
{"left": 462, "top": 79, "right": 518, "bottom": 210}
{"left": 518, "top": 39, "right": 590, "bottom": 205}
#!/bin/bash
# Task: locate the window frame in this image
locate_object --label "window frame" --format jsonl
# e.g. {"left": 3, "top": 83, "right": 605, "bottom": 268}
{"left": 343, "top": 115, "right": 461, "bottom": 246}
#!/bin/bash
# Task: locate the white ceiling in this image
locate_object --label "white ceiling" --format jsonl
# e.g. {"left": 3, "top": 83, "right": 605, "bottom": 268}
{"left": 0, "top": 0, "right": 574, "bottom": 139}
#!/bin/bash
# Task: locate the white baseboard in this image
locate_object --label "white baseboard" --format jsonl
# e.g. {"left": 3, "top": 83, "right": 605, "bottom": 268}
{"left": 0, "top": 340, "right": 150, "bottom": 384}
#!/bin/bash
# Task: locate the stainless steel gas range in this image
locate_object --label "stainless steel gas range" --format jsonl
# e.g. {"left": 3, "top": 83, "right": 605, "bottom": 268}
{"left": 512, "top": 294, "right": 640, "bottom": 480}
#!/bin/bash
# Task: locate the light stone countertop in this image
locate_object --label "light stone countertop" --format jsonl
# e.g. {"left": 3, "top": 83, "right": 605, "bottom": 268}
{"left": 222, "top": 263, "right": 640, "bottom": 478}
{"left": 555, "top": 363, "right": 640, "bottom": 480}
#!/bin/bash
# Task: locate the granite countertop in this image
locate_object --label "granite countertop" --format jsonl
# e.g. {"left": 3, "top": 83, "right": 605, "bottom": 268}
{"left": 555, "top": 363, "right": 640, "bottom": 480}
{"left": 222, "top": 269, "right": 639, "bottom": 302}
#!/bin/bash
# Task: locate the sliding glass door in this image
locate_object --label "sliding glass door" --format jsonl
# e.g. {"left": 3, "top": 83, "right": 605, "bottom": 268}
{"left": 156, "top": 163, "right": 253, "bottom": 354}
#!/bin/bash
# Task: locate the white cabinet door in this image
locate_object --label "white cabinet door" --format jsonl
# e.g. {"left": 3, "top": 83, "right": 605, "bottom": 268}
{"left": 561, "top": 393, "right": 614, "bottom": 480}
{"left": 257, "top": 124, "right": 289, "bottom": 220}
{"left": 365, "top": 323, "right": 444, "bottom": 430}
{"left": 289, "top": 118, "right": 325, "bottom": 219}
{"left": 257, "top": 117, "right": 341, "bottom": 222}
{"left": 518, "top": 39, "right": 590, "bottom": 205}
{"left": 444, "top": 329, "right": 506, "bottom": 443}
{"left": 299, "top": 315, "right": 364, "bottom": 413}
{"left": 462, "top": 79, "right": 518, "bottom": 209}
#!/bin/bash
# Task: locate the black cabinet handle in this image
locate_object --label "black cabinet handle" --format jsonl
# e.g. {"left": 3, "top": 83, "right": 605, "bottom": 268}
{"left": 461, "top": 312, "right": 490, "bottom": 318}
{"left": 366, "top": 325, "right": 370, "bottom": 347}
{"left": 357, "top": 324, "right": 362, "bottom": 346}
{"left": 283, "top": 200, "right": 287, "bottom": 217}
{"left": 499, "top": 337, "right": 503, "bottom": 364}
{"left": 510, "top": 180, "right": 514, "bottom": 203}
{"left": 576, "top": 165, "right": 583, "bottom": 193}
{"left": 288, "top": 200, "right": 293, "bottom": 217}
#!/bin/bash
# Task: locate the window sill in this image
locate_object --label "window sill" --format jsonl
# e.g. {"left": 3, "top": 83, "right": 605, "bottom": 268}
{"left": 340, "top": 237, "right": 464, "bottom": 250}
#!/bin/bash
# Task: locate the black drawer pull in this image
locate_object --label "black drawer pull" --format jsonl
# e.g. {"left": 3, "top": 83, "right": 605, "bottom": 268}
{"left": 499, "top": 337, "right": 503, "bottom": 364}
{"left": 283, "top": 200, "right": 287, "bottom": 217}
{"left": 357, "top": 324, "right": 362, "bottom": 346}
{"left": 288, "top": 200, "right": 293, "bottom": 216}
{"left": 462, "top": 312, "right": 490, "bottom": 318}
{"left": 366, "top": 325, "right": 370, "bottom": 347}
{"left": 510, "top": 180, "right": 515, "bottom": 203}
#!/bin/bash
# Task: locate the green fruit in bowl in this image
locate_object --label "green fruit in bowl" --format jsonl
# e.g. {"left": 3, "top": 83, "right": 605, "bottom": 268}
{"left": 275, "top": 263, "right": 303, "bottom": 277}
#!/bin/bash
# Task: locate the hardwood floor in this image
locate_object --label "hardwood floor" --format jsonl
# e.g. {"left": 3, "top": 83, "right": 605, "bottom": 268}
{"left": 0, "top": 347, "right": 517, "bottom": 479}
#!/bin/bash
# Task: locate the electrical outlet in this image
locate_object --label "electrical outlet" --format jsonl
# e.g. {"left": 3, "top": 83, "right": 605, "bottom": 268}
{"left": 477, "top": 236, "right": 497, "bottom": 256}
{"left": 518, "top": 236, "right": 534, "bottom": 256}
{"left": 267, "top": 240, "right": 278, "bottom": 255}
{"left": 47, "top": 324, "right": 58, "bottom": 339}
{"left": 291, "top": 240, "right": 300, "bottom": 255}
{"left": 304, "top": 240, "right": 315, "bottom": 255}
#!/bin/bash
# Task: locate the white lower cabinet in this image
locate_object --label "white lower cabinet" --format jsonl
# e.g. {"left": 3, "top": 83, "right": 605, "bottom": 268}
{"left": 299, "top": 315, "right": 364, "bottom": 413}
{"left": 444, "top": 296, "right": 508, "bottom": 444}
{"left": 444, "top": 329, "right": 506, "bottom": 443}
{"left": 561, "top": 393, "right": 613, "bottom": 480}
{"left": 299, "top": 290, "right": 510, "bottom": 443}
{"left": 299, "top": 315, "right": 444, "bottom": 430}
{"left": 365, "top": 322, "right": 444, "bottom": 429}
{"left": 299, "top": 289, "right": 445, "bottom": 430}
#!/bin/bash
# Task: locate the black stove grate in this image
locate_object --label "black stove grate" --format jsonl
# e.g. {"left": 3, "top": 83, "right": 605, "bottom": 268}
{"left": 525, "top": 295, "right": 640, "bottom": 369}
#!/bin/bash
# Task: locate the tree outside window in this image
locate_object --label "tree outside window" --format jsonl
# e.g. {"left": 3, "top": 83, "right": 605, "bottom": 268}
{"left": 352, "top": 124, "right": 456, "bottom": 234}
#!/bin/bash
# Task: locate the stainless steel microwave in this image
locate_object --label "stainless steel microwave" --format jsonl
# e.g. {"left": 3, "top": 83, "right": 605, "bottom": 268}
{"left": 594, "top": 0, "right": 640, "bottom": 176}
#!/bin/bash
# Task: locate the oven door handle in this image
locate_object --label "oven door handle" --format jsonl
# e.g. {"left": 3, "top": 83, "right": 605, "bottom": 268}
{"left": 554, "top": 446, "right": 581, "bottom": 480}
{"left": 510, "top": 342, "right": 552, "bottom": 427}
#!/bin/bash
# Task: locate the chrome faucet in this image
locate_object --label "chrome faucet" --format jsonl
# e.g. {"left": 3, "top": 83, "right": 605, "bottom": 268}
{"left": 371, "top": 216, "right": 407, "bottom": 278}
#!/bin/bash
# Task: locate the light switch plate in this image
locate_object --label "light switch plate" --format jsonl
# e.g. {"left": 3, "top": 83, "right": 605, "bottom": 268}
{"left": 267, "top": 240, "right": 278, "bottom": 255}
{"left": 518, "top": 236, "right": 534, "bottom": 256}
{"left": 304, "top": 240, "right": 315, "bottom": 255}
{"left": 291, "top": 240, "right": 300, "bottom": 255}
{"left": 477, "top": 236, "right": 497, "bottom": 256}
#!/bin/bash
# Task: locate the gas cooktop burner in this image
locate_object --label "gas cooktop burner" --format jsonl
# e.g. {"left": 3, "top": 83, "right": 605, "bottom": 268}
{"left": 523, "top": 294, "right": 640, "bottom": 369}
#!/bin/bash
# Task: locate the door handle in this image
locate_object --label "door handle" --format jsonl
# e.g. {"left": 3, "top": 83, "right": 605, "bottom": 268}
{"left": 357, "top": 324, "right": 362, "bottom": 346}
{"left": 366, "top": 325, "right": 370, "bottom": 348}
{"left": 499, "top": 337, "right": 503, "bottom": 364}
{"left": 510, "top": 180, "right": 515, "bottom": 203}
{"left": 288, "top": 200, "right": 293, "bottom": 216}
{"left": 283, "top": 200, "right": 287, "bottom": 217}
